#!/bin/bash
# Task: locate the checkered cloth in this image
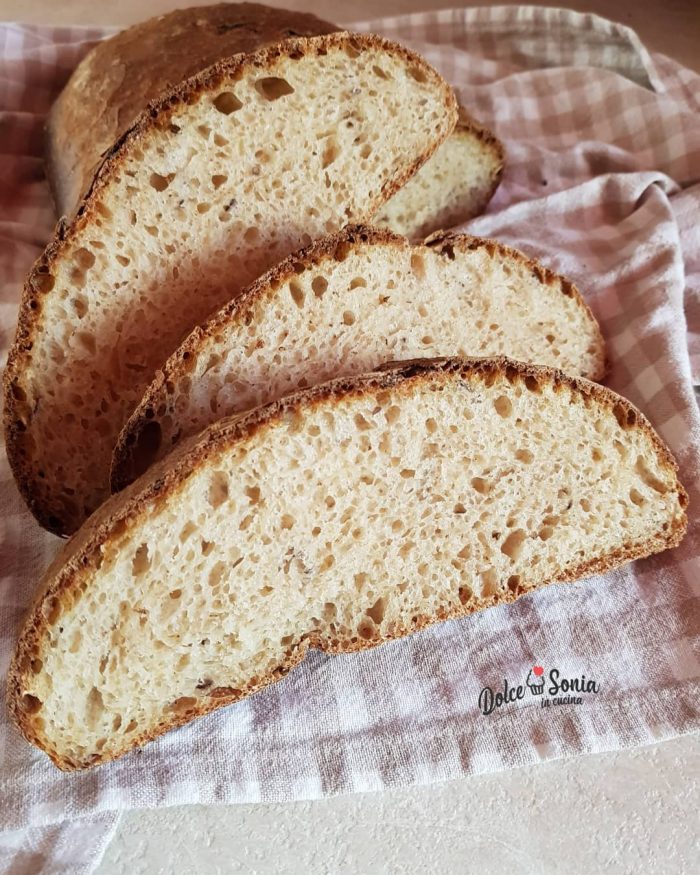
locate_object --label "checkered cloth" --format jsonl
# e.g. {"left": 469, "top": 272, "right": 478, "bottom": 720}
{"left": 2, "top": 6, "right": 699, "bottom": 873}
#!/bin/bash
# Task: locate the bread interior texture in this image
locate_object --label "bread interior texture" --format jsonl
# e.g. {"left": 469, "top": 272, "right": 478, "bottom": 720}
{"left": 15, "top": 363, "right": 685, "bottom": 768}
{"left": 9, "top": 34, "right": 453, "bottom": 533}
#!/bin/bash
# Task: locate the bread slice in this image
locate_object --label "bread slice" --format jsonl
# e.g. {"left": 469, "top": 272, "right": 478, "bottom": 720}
{"left": 111, "top": 225, "right": 606, "bottom": 490}
{"left": 376, "top": 108, "right": 504, "bottom": 239}
{"left": 47, "top": 3, "right": 340, "bottom": 216}
{"left": 8, "top": 357, "right": 686, "bottom": 770}
{"left": 4, "top": 32, "right": 457, "bottom": 536}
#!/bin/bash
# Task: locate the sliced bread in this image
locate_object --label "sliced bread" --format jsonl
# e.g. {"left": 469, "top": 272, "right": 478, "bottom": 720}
{"left": 377, "top": 108, "right": 504, "bottom": 239}
{"left": 8, "top": 357, "right": 686, "bottom": 770}
{"left": 47, "top": 3, "right": 340, "bottom": 216}
{"left": 4, "top": 32, "right": 457, "bottom": 536}
{"left": 112, "top": 225, "right": 605, "bottom": 490}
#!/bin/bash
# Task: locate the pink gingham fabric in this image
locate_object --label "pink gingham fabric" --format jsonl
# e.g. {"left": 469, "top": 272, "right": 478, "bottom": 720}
{"left": 1, "top": 7, "right": 699, "bottom": 873}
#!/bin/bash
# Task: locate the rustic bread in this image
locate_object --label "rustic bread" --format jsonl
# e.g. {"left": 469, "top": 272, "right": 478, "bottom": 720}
{"left": 47, "top": 3, "right": 340, "bottom": 216}
{"left": 112, "top": 225, "right": 605, "bottom": 490}
{"left": 8, "top": 357, "right": 686, "bottom": 770}
{"left": 377, "top": 108, "right": 504, "bottom": 239}
{"left": 4, "top": 32, "right": 457, "bottom": 536}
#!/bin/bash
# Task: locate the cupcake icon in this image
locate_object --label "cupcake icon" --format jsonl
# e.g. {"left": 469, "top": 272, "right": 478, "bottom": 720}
{"left": 526, "top": 665, "right": 545, "bottom": 695}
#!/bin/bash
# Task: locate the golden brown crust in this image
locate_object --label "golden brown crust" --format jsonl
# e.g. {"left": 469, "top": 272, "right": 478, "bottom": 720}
{"left": 111, "top": 223, "right": 606, "bottom": 490}
{"left": 3, "top": 31, "right": 458, "bottom": 536}
{"left": 47, "top": 3, "right": 340, "bottom": 216}
{"left": 7, "top": 356, "right": 686, "bottom": 770}
{"left": 454, "top": 104, "right": 505, "bottom": 209}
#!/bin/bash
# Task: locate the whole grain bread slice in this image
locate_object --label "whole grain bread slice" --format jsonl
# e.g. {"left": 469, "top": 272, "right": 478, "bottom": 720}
{"left": 111, "top": 224, "right": 605, "bottom": 490}
{"left": 4, "top": 31, "right": 457, "bottom": 536}
{"left": 377, "top": 107, "right": 505, "bottom": 239}
{"left": 8, "top": 357, "right": 686, "bottom": 770}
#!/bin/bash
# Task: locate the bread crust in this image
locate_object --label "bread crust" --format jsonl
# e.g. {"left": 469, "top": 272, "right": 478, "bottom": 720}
{"left": 111, "top": 223, "right": 606, "bottom": 490}
{"left": 4, "top": 32, "right": 458, "bottom": 536}
{"left": 7, "top": 356, "right": 686, "bottom": 770}
{"left": 46, "top": 3, "right": 340, "bottom": 216}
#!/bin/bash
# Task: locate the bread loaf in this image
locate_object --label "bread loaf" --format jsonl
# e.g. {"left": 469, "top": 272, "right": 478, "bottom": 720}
{"left": 112, "top": 225, "right": 605, "bottom": 489}
{"left": 47, "top": 3, "right": 340, "bottom": 216}
{"left": 4, "top": 31, "right": 457, "bottom": 536}
{"left": 377, "top": 108, "right": 504, "bottom": 239}
{"left": 8, "top": 357, "right": 686, "bottom": 770}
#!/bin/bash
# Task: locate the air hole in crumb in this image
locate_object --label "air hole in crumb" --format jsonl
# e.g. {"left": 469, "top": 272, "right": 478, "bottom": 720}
{"left": 457, "top": 585, "right": 472, "bottom": 605}
{"left": 507, "top": 575, "right": 521, "bottom": 592}
{"left": 539, "top": 526, "right": 554, "bottom": 541}
{"left": 208, "top": 470, "right": 229, "bottom": 508}
{"left": 635, "top": 457, "right": 667, "bottom": 494}
{"left": 245, "top": 485, "right": 261, "bottom": 504}
{"left": 480, "top": 569, "right": 499, "bottom": 597}
{"left": 256, "top": 77, "right": 294, "bottom": 100}
{"left": 501, "top": 529, "right": 526, "bottom": 561}
{"left": 366, "top": 597, "right": 386, "bottom": 624}
{"left": 74, "top": 247, "right": 95, "bottom": 270}
{"left": 213, "top": 91, "right": 243, "bottom": 114}
{"left": 357, "top": 619, "right": 376, "bottom": 640}
{"left": 22, "top": 694, "right": 42, "bottom": 714}
{"left": 411, "top": 253, "right": 426, "bottom": 279}
{"left": 281, "top": 514, "right": 294, "bottom": 530}
{"left": 343, "top": 310, "right": 355, "bottom": 326}
{"left": 409, "top": 66, "right": 428, "bottom": 83}
{"left": 168, "top": 696, "right": 197, "bottom": 714}
{"left": 525, "top": 376, "right": 541, "bottom": 393}
{"left": 132, "top": 543, "right": 150, "bottom": 576}
{"left": 149, "top": 172, "right": 173, "bottom": 192}
{"left": 453, "top": 503, "right": 466, "bottom": 514}
{"left": 515, "top": 449, "right": 533, "bottom": 464}
{"left": 312, "top": 276, "right": 328, "bottom": 298}
{"left": 289, "top": 280, "right": 304, "bottom": 308}
{"left": 321, "top": 139, "right": 340, "bottom": 168}
{"left": 493, "top": 395, "right": 512, "bottom": 418}
{"left": 613, "top": 403, "right": 637, "bottom": 430}
{"left": 471, "top": 477, "right": 490, "bottom": 495}
{"left": 86, "top": 686, "right": 104, "bottom": 727}
{"left": 629, "top": 488, "right": 645, "bottom": 506}
{"left": 209, "top": 562, "right": 226, "bottom": 588}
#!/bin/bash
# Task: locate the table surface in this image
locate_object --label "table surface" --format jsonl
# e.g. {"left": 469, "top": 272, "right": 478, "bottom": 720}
{"left": 3, "top": 2, "right": 699, "bottom": 872}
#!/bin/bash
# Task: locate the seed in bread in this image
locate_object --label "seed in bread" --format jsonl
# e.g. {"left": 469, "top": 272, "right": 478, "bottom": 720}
{"left": 112, "top": 225, "right": 605, "bottom": 490}
{"left": 377, "top": 108, "right": 504, "bottom": 239}
{"left": 8, "top": 357, "right": 686, "bottom": 770}
{"left": 4, "top": 32, "right": 457, "bottom": 536}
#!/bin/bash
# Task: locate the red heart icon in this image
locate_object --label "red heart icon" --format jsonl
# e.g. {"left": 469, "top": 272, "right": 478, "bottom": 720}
{"left": 533, "top": 665, "right": 544, "bottom": 677}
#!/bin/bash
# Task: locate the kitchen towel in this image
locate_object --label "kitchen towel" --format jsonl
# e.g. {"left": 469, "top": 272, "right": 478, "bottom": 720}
{"left": 1, "top": 6, "right": 699, "bottom": 873}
